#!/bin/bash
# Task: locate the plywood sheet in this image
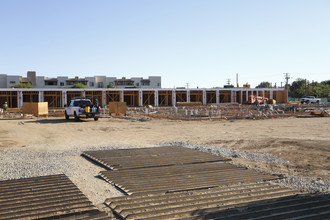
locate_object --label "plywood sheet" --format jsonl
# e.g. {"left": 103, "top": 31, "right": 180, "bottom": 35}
{"left": 22, "top": 102, "right": 48, "bottom": 116}
{"left": 108, "top": 102, "right": 127, "bottom": 114}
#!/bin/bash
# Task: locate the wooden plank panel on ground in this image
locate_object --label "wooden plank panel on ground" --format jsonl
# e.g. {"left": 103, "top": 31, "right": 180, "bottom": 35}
{"left": 105, "top": 182, "right": 306, "bottom": 219}
{"left": 100, "top": 162, "right": 279, "bottom": 195}
{"left": 82, "top": 146, "right": 230, "bottom": 170}
{"left": 0, "top": 174, "right": 110, "bottom": 220}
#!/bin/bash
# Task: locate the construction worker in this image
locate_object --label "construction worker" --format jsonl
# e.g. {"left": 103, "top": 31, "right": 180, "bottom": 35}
{"left": 3, "top": 102, "right": 8, "bottom": 113}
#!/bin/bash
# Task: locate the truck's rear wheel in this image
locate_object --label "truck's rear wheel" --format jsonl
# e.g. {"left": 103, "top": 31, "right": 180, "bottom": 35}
{"left": 74, "top": 112, "right": 79, "bottom": 121}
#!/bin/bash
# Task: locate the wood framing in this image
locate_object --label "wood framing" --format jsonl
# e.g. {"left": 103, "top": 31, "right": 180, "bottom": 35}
{"left": 23, "top": 91, "right": 39, "bottom": 103}
{"left": 44, "top": 91, "right": 62, "bottom": 108}
{"left": 66, "top": 91, "right": 82, "bottom": 105}
{"left": 206, "top": 91, "right": 216, "bottom": 104}
{"left": 158, "top": 90, "right": 172, "bottom": 106}
{"left": 106, "top": 91, "right": 121, "bottom": 104}
{"left": 176, "top": 91, "right": 187, "bottom": 103}
{"left": 142, "top": 91, "right": 155, "bottom": 106}
{"left": 220, "top": 91, "right": 231, "bottom": 103}
{"left": 190, "top": 90, "right": 203, "bottom": 103}
{"left": 124, "top": 91, "right": 139, "bottom": 106}
{"left": 0, "top": 88, "right": 288, "bottom": 109}
{"left": 0, "top": 91, "right": 17, "bottom": 108}
{"left": 85, "top": 90, "right": 103, "bottom": 106}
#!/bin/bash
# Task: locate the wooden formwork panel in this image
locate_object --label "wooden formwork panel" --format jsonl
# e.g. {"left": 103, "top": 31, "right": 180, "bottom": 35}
{"left": 0, "top": 174, "right": 109, "bottom": 219}
{"left": 105, "top": 182, "right": 302, "bottom": 219}
{"left": 108, "top": 102, "right": 127, "bottom": 114}
{"left": 274, "top": 90, "right": 288, "bottom": 103}
{"left": 22, "top": 102, "right": 48, "bottom": 116}
{"left": 82, "top": 146, "right": 230, "bottom": 170}
{"left": 100, "top": 162, "right": 279, "bottom": 195}
{"left": 176, "top": 102, "right": 202, "bottom": 106}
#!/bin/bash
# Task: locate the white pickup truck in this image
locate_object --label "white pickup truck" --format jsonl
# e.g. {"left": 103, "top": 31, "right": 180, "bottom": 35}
{"left": 300, "top": 96, "right": 321, "bottom": 104}
{"left": 65, "top": 98, "right": 101, "bottom": 121}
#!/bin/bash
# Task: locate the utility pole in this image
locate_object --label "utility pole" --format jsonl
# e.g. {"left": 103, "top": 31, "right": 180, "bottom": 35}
{"left": 186, "top": 83, "right": 190, "bottom": 89}
{"left": 284, "top": 73, "right": 290, "bottom": 102}
{"left": 284, "top": 73, "right": 290, "bottom": 89}
{"left": 226, "top": 79, "right": 231, "bottom": 85}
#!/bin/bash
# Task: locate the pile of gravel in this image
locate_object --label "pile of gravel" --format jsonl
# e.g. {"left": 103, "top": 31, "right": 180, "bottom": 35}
{"left": 0, "top": 145, "right": 125, "bottom": 181}
{"left": 159, "top": 141, "right": 289, "bottom": 165}
{"left": 274, "top": 177, "right": 330, "bottom": 193}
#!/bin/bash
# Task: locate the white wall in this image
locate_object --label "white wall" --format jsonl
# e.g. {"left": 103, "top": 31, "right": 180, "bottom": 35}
{"left": 149, "top": 76, "right": 161, "bottom": 88}
{"left": 0, "top": 74, "right": 7, "bottom": 88}
{"left": 131, "top": 77, "right": 143, "bottom": 87}
{"left": 106, "top": 77, "right": 116, "bottom": 87}
{"left": 57, "top": 77, "right": 68, "bottom": 87}
{"left": 36, "top": 76, "right": 45, "bottom": 88}
{"left": 7, "top": 75, "right": 20, "bottom": 87}
{"left": 95, "top": 76, "right": 106, "bottom": 88}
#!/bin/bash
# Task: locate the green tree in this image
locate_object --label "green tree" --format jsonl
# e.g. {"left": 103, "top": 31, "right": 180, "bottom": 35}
{"left": 289, "top": 78, "right": 305, "bottom": 98}
{"left": 71, "top": 83, "right": 87, "bottom": 89}
{"left": 256, "top": 81, "right": 272, "bottom": 88}
{"left": 11, "top": 83, "right": 36, "bottom": 88}
{"left": 107, "top": 83, "right": 114, "bottom": 88}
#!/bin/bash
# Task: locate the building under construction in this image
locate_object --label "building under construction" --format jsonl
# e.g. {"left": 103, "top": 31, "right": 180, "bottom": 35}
{"left": 0, "top": 88, "right": 287, "bottom": 109}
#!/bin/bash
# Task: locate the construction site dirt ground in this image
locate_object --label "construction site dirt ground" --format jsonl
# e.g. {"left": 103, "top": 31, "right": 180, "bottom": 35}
{"left": 1, "top": 116, "right": 329, "bottom": 181}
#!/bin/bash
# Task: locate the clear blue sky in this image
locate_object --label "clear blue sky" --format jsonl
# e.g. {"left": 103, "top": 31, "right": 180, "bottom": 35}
{"left": 1, "top": 0, "right": 329, "bottom": 88}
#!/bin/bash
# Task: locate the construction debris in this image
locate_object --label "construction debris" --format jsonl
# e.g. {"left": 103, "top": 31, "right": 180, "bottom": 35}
{"left": 126, "top": 102, "right": 330, "bottom": 121}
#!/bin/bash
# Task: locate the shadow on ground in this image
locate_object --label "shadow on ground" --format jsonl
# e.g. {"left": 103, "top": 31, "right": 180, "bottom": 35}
{"left": 24, "top": 118, "right": 90, "bottom": 124}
